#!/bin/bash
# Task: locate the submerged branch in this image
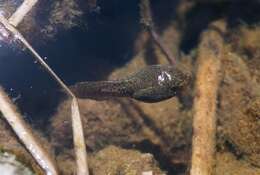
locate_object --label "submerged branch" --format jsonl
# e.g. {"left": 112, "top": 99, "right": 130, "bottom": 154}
{"left": 8, "top": 0, "right": 38, "bottom": 26}
{"left": 140, "top": 0, "right": 176, "bottom": 65}
{"left": 190, "top": 20, "right": 226, "bottom": 175}
{"left": 0, "top": 87, "right": 59, "bottom": 175}
{"left": 72, "top": 98, "right": 89, "bottom": 175}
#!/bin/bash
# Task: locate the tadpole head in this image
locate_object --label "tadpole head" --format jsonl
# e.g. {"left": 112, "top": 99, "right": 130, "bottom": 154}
{"left": 172, "top": 68, "right": 193, "bottom": 108}
{"left": 161, "top": 65, "right": 192, "bottom": 90}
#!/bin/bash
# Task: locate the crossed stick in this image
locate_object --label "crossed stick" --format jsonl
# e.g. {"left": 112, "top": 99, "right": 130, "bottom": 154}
{"left": 0, "top": 1, "right": 89, "bottom": 175}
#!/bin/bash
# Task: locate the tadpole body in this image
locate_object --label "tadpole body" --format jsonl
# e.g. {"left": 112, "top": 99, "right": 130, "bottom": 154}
{"left": 71, "top": 65, "right": 191, "bottom": 103}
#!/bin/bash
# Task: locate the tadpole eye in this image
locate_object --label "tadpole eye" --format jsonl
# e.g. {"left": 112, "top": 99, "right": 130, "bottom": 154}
{"left": 157, "top": 71, "right": 172, "bottom": 86}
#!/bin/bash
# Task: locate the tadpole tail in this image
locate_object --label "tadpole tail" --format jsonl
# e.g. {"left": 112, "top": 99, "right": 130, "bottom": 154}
{"left": 70, "top": 81, "right": 131, "bottom": 100}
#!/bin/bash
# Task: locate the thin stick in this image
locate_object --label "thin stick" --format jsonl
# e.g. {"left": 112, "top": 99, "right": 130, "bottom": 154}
{"left": 0, "top": 87, "right": 59, "bottom": 175}
{"left": 72, "top": 98, "right": 89, "bottom": 175}
{"left": 149, "top": 28, "right": 176, "bottom": 65}
{"left": 140, "top": 0, "right": 176, "bottom": 65}
{"left": 0, "top": 15, "right": 89, "bottom": 175}
{"left": 190, "top": 21, "right": 225, "bottom": 175}
{"left": 8, "top": 0, "right": 38, "bottom": 26}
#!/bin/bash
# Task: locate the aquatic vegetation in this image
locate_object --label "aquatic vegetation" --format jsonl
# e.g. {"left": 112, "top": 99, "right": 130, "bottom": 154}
{"left": 218, "top": 53, "right": 260, "bottom": 167}
{"left": 42, "top": 0, "right": 83, "bottom": 38}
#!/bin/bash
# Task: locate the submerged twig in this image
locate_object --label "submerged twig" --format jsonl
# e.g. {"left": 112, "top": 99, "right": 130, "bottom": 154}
{"left": 140, "top": 0, "right": 176, "bottom": 65}
{"left": 0, "top": 87, "right": 58, "bottom": 175}
{"left": 190, "top": 21, "right": 226, "bottom": 175}
{"left": 8, "top": 0, "right": 38, "bottom": 26}
{"left": 0, "top": 14, "right": 89, "bottom": 175}
{"left": 72, "top": 98, "right": 89, "bottom": 175}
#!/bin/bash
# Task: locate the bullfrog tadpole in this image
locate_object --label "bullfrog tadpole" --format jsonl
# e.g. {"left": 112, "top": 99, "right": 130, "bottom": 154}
{"left": 71, "top": 65, "right": 191, "bottom": 103}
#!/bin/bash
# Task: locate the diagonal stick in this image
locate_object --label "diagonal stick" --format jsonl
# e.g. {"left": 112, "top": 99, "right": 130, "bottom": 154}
{"left": 0, "top": 87, "right": 59, "bottom": 175}
{"left": 140, "top": 0, "right": 176, "bottom": 65}
{"left": 0, "top": 14, "right": 89, "bottom": 175}
{"left": 8, "top": 0, "right": 38, "bottom": 26}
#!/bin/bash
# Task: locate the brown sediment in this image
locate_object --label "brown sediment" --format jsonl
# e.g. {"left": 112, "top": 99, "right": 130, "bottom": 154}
{"left": 89, "top": 146, "right": 165, "bottom": 175}
{"left": 53, "top": 61, "right": 193, "bottom": 166}
{"left": 216, "top": 152, "right": 260, "bottom": 175}
{"left": 52, "top": 145, "right": 167, "bottom": 175}
{"left": 213, "top": 21, "right": 260, "bottom": 169}
{"left": 190, "top": 20, "right": 226, "bottom": 175}
{"left": 50, "top": 98, "right": 145, "bottom": 152}
{"left": 218, "top": 51, "right": 260, "bottom": 167}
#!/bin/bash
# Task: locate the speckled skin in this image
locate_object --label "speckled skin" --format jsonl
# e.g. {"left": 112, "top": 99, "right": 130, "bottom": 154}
{"left": 71, "top": 65, "right": 190, "bottom": 102}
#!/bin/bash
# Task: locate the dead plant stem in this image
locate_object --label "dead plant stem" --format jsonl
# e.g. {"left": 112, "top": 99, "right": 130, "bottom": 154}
{"left": 8, "top": 0, "right": 38, "bottom": 26}
{"left": 0, "top": 13, "right": 89, "bottom": 175}
{"left": 140, "top": 0, "right": 176, "bottom": 65}
{"left": 190, "top": 21, "right": 226, "bottom": 175}
{"left": 0, "top": 87, "right": 59, "bottom": 175}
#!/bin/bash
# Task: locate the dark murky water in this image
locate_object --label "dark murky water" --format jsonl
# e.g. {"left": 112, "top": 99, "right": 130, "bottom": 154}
{"left": 0, "top": 0, "right": 140, "bottom": 124}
